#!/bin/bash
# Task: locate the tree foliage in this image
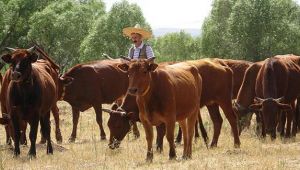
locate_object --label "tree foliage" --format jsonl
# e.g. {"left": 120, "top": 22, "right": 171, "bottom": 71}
{"left": 80, "top": 0, "right": 150, "bottom": 61}
{"left": 202, "top": 0, "right": 300, "bottom": 61}
{"left": 27, "top": 0, "right": 105, "bottom": 69}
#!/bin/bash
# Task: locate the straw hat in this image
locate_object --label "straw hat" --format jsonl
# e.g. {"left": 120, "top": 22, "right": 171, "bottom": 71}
{"left": 123, "top": 24, "right": 152, "bottom": 39}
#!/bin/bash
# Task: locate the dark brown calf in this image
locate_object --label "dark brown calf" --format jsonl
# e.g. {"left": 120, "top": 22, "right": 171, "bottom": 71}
{"left": 1, "top": 47, "right": 56, "bottom": 157}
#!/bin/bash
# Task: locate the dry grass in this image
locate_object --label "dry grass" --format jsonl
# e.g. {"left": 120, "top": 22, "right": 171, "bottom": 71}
{"left": 0, "top": 101, "right": 300, "bottom": 170}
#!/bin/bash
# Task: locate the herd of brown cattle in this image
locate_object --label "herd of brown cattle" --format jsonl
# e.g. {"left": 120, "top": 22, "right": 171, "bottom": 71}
{"left": 0, "top": 46, "right": 300, "bottom": 162}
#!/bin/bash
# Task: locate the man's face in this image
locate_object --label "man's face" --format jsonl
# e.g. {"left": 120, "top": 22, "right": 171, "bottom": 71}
{"left": 131, "top": 33, "right": 142, "bottom": 45}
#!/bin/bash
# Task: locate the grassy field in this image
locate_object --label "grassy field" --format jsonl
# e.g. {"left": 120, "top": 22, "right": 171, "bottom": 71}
{"left": 0, "top": 101, "right": 300, "bottom": 170}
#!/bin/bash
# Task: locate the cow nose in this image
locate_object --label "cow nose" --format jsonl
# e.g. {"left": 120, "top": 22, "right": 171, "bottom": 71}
{"left": 12, "top": 71, "right": 21, "bottom": 80}
{"left": 128, "top": 88, "right": 138, "bottom": 95}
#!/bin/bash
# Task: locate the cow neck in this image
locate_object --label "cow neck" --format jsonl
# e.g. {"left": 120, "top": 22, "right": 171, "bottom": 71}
{"left": 137, "top": 72, "right": 154, "bottom": 116}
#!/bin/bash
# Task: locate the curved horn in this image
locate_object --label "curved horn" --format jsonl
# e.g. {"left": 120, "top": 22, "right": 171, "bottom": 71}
{"left": 102, "top": 53, "right": 114, "bottom": 60}
{"left": 254, "top": 97, "right": 264, "bottom": 103}
{"left": 5, "top": 47, "right": 16, "bottom": 52}
{"left": 121, "top": 56, "right": 131, "bottom": 61}
{"left": 27, "top": 46, "right": 36, "bottom": 54}
{"left": 102, "top": 108, "right": 127, "bottom": 116}
{"left": 275, "top": 96, "right": 285, "bottom": 103}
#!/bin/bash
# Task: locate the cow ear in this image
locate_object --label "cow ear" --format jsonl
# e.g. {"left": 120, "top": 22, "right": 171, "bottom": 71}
{"left": 127, "top": 112, "right": 139, "bottom": 121}
{"left": 277, "top": 103, "right": 292, "bottom": 111}
{"left": 249, "top": 103, "right": 262, "bottom": 112}
{"left": 0, "top": 118, "right": 9, "bottom": 125}
{"left": 30, "top": 53, "right": 38, "bottom": 63}
{"left": 118, "top": 63, "right": 129, "bottom": 72}
{"left": 148, "top": 63, "right": 158, "bottom": 72}
{"left": 1, "top": 54, "right": 12, "bottom": 63}
{"left": 59, "top": 76, "right": 74, "bottom": 86}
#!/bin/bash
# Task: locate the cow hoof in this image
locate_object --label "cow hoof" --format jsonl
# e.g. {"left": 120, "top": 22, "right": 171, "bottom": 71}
{"left": 68, "top": 137, "right": 76, "bottom": 143}
{"left": 156, "top": 145, "right": 163, "bottom": 153}
{"left": 234, "top": 143, "right": 240, "bottom": 148}
{"left": 39, "top": 139, "right": 46, "bottom": 144}
{"left": 14, "top": 150, "right": 20, "bottom": 157}
{"left": 56, "top": 131, "right": 63, "bottom": 144}
{"left": 28, "top": 154, "right": 36, "bottom": 159}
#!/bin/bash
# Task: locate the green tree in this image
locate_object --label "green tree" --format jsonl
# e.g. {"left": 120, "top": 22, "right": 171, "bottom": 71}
{"left": 0, "top": 0, "right": 55, "bottom": 49}
{"left": 27, "top": 0, "right": 105, "bottom": 69}
{"left": 153, "top": 31, "right": 201, "bottom": 62}
{"left": 201, "top": 0, "right": 236, "bottom": 58}
{"left": 80, "top": 0, "right": 150, "bottom": 61}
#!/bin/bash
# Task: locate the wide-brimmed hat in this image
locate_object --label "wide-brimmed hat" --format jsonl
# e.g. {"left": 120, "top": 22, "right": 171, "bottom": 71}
{"left": 123, "top": 24, "right": 152, "bottom": 39}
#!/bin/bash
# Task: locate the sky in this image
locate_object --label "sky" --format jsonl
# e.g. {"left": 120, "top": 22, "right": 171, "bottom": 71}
{"left": 103, "top": 0, "right": 213, "bottom": 29}
{"left": 103, "top": 0, "right": 300, "bottom": 29}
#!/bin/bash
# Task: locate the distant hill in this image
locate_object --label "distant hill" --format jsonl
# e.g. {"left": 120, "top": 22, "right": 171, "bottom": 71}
{"left": 153, "top": 28, "right": 201, "bottom": 37}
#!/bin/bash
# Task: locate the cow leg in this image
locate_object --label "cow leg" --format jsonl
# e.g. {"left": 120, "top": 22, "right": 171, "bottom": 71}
{"left": 187, "top": 110, "right": 199, "bottom": 158}
{"left": 175, "top": 126, "right": 182, "bottom": 144}
{"left": 219, "top": 102, "right": 241, "bottom": 148}
{"left": 40, "top": 112, "right": 53, "bottom": 154}
{"left": 5, "top": 126, "right": 12, "bottom": 145}
{"left": 285, "top": 111, "right": 293, "bottom": 138}
{"left": 178, "top": 120, "right": 188, "bottom": 159}
{"left": 278, "top": 112, "right": 286, "bottom": 138}
{"left": 156, "top": 123, "right": 165, "bottom": 153}
{"left": 94, "top": 106, "right": 106, "bottom": 140}
{"left": 198, "top": 112, "right": 209, "bottom": 148}
{"left": 255, "top": 112, "right": 263, "bottom": 137}
{"left": 165, "top": 121, "right": 176, "bottom": 160}
{"left": 207, "top": 104, "right": 223, "bottom": 147}
{"left": 52, "top": 104, "right": 62, "bottom": 143}
{"left": 132, "top": 122, "right": 140, "bottom": 138}
{"left": 194, "top": 120, "right": 200, "bottom": 139}
{"left": 12, "top": 116, "right": 21, "bottom": 156}
{"left": 20, "top": 122, "right": 27, "bottom": 145}
{"left": 69, "top": 107, "right": 80, "bottom": 142}
{"left": 142, "top": 122, "right": 154, "bottom": 162}
{"left": 28, "top": 118, "right": 39, "bottom": 158}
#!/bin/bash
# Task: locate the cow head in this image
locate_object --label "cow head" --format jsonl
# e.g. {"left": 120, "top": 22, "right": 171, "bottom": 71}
{"left": 117, "top": 58, "right": 157, "bottom": 96}
{"left": 233, "top": 101, "right": 253, "bottom": 132}
{"left": 1, "top": 46, "right": 38, "bottom": 82}
{"left": 249, "top": 97, "right": 292, "bottom": 138}
{"left": 105, "top": 95, "right": 139, "bottom": 149}
{"left": 57, "top": 75, "right": 74, "bottom": 100}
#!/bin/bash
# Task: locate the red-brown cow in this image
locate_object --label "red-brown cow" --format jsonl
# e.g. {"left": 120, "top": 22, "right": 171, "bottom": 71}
{"left": 58, "top": 59, "right": 128, "bottom": 142}
{"left": 0, "top": 47, "right": 56, "bottom": 157}
{"left": 249, "top": 56, "right": 300, "bottom": 139}
{"left": 117, "top": 58, "right": 202, "bottom": 161}
{"left": 0, "top": 47, "right": 62, "bottom": 145}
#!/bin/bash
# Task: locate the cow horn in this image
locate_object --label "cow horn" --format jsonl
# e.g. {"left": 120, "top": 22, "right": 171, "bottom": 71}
{"left": 147, "top": 57, "right": 156, "bottom": 62}
{"left": 5, "top": 47, "right": 16, "bottom": 52}
{"left": 121, "top": 56, "right": 131, "bottom": 61}
{"left": 102, "top": 108, "right": 127, "bottom": 116}
{"left": 275, "top": 96, "right": 285, "bottom": 103}
{"left": 254, "top": 97, "right": 264, "bottom": 103}
{"left": 27, "top": 46, "right": 37, "bottom": 54}
{"left": 102, "top": 53, "right": 114, "bottom": 60}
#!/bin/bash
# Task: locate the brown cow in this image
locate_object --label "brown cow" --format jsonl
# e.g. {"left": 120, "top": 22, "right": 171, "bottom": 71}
{"left": 0, "top": 47, "right": 56, "bottom": 157}
{"left": 176, "top": 59, "right": 252, "bottom": 143}
{"left": 184, "top": 59, "right": 241, "bottom": 147}
{"left": 105, "top": 94, "right": 208, "bottom": 151}
{"left": 248, "top": 56, "right": 300, "bottom": 139}
{"left": 0, "top": 47, "right": 62, "bottom": 145}
{"left": 58, "top": 59, "right": 129, "bottom": 142}
{"left": 117, "top": 58, "right": 202, "bottom": 161}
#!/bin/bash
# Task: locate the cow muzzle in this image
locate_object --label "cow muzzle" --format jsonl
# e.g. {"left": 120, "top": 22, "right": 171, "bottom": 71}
{"left": 11, "top": 71, "right": 22, "bottom": 81}
{"left": 108, "top": 137, "right": 121, "bottom": 149}
{"left": 128, "top": 88, "right": 138, "bottom": 95}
